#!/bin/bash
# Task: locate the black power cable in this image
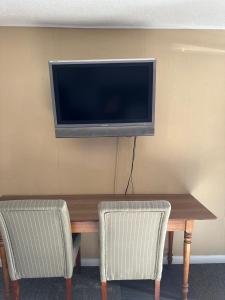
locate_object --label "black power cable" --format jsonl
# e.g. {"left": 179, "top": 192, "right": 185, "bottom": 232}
{"left": 125, "top": 136, "right": 137, "bottom": 195}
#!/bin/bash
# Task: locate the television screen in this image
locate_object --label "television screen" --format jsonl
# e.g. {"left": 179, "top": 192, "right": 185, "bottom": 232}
{"left": 49, "top": 59, "right": 156, "bottom": 137}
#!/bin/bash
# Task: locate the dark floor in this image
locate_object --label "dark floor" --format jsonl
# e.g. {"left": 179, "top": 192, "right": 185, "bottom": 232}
{"left": 0, "top": 264, "right": 225, "bottom": 300}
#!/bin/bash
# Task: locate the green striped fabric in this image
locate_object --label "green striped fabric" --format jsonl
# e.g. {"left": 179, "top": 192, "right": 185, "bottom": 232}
{"left": 0, "top": 199, "right": 80, "bottom": 280}
{"left": 98, "top": 200, "right": 171, "bottom": 282}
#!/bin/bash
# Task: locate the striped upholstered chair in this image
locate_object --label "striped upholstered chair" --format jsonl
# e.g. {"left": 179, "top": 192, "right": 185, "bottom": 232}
{"left": 0, "top": 199, "right": 81, "bottom": 300}
{"left": 98, "top": 200, "right": 171, "bottom": 300}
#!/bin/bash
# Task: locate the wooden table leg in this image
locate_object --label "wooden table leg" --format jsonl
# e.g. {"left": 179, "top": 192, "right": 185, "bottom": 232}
{"left": 167, "top": 231, "right": 174, "bottom": 267}
{"left": 182, "top": 220, "right": 193, "bottom": 300}
{"left": 0, "top": 242, "right": 11, "bottom": 300}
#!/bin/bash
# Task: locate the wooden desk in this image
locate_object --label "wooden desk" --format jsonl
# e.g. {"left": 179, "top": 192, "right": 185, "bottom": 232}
{"left": 0, "top": 194, "right": 216, "bottom": 300}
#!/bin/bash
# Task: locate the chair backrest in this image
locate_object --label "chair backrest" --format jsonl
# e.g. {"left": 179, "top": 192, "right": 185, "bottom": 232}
{"left": 98, "top": 200, "right": 171, "bottom": 282}
{"left": 0, "top": 199, "right": 74, "bottom": 280}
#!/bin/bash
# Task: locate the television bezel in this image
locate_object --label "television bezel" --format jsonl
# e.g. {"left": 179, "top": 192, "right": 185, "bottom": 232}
{"left": 49, "top": 58, "right": 156, "bottom": 138}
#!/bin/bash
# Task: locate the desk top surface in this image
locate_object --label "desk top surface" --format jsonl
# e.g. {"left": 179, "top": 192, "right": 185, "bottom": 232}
{"left": 0, "top": 194, "right": 216, "bottom": 221}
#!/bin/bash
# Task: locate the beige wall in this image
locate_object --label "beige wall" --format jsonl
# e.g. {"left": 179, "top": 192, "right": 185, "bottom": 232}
{"left": 0, "top": 28, "right": 225, "bottom": 258}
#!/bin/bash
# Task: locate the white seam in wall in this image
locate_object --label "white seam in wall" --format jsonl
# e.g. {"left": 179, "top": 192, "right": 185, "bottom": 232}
{"left": 80, "top": 255, "right": 225, "bottom": 267}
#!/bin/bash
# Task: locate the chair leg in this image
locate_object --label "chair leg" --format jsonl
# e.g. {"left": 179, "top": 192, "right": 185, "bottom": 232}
{"left": 168, "top": 231, "right": 174, "bottom": 267}
{"left": 11, "top": 280, "right": 20, "bottom": 300}
{"left": 154, "top": 280, "right": 160, "bottom": 300}
{"left": 76, "top": 249, "right": 81, "bottom": 273}
{"left": 101, "top": 281, "right": 107, "bottom": 300}
{"left": 65, "top": 278, "right": 72, "bottom": 300}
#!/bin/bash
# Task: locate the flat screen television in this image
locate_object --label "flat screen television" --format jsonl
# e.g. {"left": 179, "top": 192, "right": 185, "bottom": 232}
{"left": 49, "top": 58, "right": 156, "bottom": 137}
